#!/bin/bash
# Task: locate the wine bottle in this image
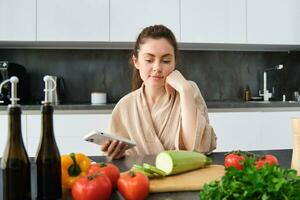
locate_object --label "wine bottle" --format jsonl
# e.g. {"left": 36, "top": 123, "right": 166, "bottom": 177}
{"left": 35, "top": 76, "right": 62, "bottom": 200}
{"left": 1, "top": 76, "right": 31, "bottom": 200}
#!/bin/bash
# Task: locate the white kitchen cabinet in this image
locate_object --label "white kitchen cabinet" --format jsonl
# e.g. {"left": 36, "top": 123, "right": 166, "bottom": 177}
{"left": 209, "top": 112, "right": 263, "bottom": 152}
{"left": 2, "top": 109, "right": 298, "bottom": 158}
{"left": 37, "top": 0, "right": 109, "bottom": 41}
{"left": 26, "top": 114, "right": 111, "bottom": 157}
{"left": 0, "top": 115, "right": 27, "bottom": 158}
{"left": 260, "top": 111, "right": 300, "bottom": 150}
{"left": 209, "top": 111, "right": 300, "bottom": 152}
{"left": 0, "top": 0, "right": 36, "bottom": 41}
{"left": 110, "top": 0, "right": 180, "bottom": 42}
{"left": 247, "top": 0, "right": 300, "bottom": 45}
{"left": 181, "top": 0, "right": 246, "bottom": 43}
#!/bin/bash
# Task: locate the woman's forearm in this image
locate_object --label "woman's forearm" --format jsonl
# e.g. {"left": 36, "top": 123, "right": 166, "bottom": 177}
{"left": 165, "top": 70, "right": 206, "bottom": 150}
{"left": 179, "top": 84, "right": 199, "bottom": 150}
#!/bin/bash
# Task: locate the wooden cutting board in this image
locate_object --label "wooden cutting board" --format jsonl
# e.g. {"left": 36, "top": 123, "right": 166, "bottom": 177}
{"left": 149, "top": 165, "right": 225, "bottom": 193}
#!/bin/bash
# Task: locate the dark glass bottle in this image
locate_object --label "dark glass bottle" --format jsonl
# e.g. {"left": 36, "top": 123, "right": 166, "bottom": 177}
{"left": 36, "top": 103, "right": 62, "bottom": 200}
{"left": 1, "top": 106, "right": 31, "bottom": 200}
{"left": 244, "top": 85, "right": 252, "bottom": 101}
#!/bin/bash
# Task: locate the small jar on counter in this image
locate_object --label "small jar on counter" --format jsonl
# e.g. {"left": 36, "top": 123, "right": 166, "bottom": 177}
{"left": 244, "top": 85, "right": 252, "bottom": 101}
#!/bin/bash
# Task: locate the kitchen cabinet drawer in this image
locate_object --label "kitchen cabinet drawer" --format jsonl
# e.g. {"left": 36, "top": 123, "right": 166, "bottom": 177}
{"left": 28, "top": 137, "right": 103, "bottom": 156}
{"left": 260, "top": 111, "right": 299, "bottom": 150}
{"left": 0, "top": 0, "right": 36, "bottom": 41}
{"left": 181, "top": 0, "right": 246, "bottom": 43}
{"left": 37, "top": 0, "right": 109, "bottom": 41}
{"left": 26, "top": 114, "right": 111, "bottom": 156}
{"left": 0, "top": 115, "right": 27, "bottom": 158}
{"left": 110, "top": 0, "right": 180, "bottom": 42}
{"left": 209, "top": 112, "right": 263, "bottom": 152}
{"left": 209, "top": 111, "right": 300, "bottom": 152}
{"left": 247, "top": 0, "right": 300, "bottom": 45}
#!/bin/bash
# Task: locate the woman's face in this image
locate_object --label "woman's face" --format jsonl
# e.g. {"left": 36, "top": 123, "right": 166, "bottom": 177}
{"left": 133, "top": 38, "right": 176, "bottom": 89}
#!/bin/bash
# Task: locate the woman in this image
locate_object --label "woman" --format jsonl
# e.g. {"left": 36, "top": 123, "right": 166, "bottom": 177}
{"left": 102, "top": 25, "right": 216, "bottom": 159}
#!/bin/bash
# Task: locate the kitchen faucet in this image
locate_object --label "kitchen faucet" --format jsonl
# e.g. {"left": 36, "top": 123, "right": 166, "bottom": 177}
{"left": 259, "top": 64, "right": 283, "bottom": 101}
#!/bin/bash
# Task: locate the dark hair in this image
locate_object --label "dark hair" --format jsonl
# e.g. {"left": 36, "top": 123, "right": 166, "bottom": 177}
{"left": 130, "top": 24, "right": 179, "bottom": 91}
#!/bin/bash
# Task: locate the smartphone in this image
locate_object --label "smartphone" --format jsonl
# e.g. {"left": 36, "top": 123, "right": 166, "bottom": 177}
{"left": 83, "top": 130, "right": 136, "bottom": 148}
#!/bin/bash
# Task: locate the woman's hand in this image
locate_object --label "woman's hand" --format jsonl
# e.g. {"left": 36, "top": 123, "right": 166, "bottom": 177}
{"left": 101, "top": 140, "right": 128, "bottom": 159}
{"left": 165, "top": 70, "right": 190, "bottom": 95}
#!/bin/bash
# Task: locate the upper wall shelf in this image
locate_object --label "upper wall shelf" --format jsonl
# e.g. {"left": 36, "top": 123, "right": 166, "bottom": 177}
{"left": 0, "top": 0, "right": 300, "bottom": 51}
{"left": 0, "top": 41, "right": 299, "bottom": 52}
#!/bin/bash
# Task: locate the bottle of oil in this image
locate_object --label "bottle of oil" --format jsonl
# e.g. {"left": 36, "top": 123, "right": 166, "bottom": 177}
{"left": 36, "top": 76, "right": 62, "bottom": 199}
{"left": 244, "top": 85, "right": 252, "bottom": 101}
{"left": 1, "top": 76, "right": 31, "bottom": 199}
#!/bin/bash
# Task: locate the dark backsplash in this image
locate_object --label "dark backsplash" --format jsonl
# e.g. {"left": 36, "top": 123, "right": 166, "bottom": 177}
{"left": 0, "top": 49, "right": 299, "bottom": 104}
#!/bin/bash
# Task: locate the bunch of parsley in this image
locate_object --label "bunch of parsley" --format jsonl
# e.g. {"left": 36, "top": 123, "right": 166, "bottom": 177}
{"left": 200, "top": 156, "right": 300, "bottom": 200}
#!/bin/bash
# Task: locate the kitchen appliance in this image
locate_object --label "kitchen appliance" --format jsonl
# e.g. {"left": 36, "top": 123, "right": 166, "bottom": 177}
{"left": 91, "top": 92, "right": 107, "bottom": 105}
{"left": 0, "top": 61, "right": 29, "bottom": 105}
{"left": 44, "top": 75, "right": 65, "bottom": 105}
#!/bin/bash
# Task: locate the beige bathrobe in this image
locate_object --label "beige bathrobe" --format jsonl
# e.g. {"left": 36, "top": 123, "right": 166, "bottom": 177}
{"left": 110, "top": 81, "right": 216, "bottom": 156}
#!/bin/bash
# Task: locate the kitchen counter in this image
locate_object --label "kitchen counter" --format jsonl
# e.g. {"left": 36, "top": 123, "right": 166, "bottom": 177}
{"left": 0, "top": 149, "right": 293, "bottom": 200}
{"left": 206, "top": 101, "right": 300, "bottom": 112}
{"left": 0, "top": 104, "right": 116, "bottom": 114}
{"left": 1, "top": 101, "right": 300, "bottom": 114}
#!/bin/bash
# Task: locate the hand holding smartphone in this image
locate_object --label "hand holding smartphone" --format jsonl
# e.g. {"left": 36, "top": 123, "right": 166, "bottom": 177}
{"left": 83, "top": 130, "right": 136, "bottom": 149}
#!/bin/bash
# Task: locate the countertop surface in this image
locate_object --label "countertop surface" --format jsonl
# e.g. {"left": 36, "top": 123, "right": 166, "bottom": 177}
{"left": 1, "top": 101, "right": 300, "bottom": 114}
{"left": 0, "top": 149, "right": 293, "bottom": 200}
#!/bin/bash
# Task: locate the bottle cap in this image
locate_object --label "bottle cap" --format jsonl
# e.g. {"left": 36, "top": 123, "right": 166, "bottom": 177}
{"left": 42, "top": 75, "right": 57, "bottom": 104}
{"left": 0, "top": 76, "right": 20, "bottom": 106}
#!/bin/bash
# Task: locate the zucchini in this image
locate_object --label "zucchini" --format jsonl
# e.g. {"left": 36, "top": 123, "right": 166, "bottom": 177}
{"left": 131, "top": 164, "right": 153, "bottom": 177}
{"left": 131, "top": 164, "right": 159, "bottom": 178}
{"left": 155, "top": 150, "right": 212, "bottom": 175}
{"left": 143, "top": 163, "right": 167, "bottom": 177}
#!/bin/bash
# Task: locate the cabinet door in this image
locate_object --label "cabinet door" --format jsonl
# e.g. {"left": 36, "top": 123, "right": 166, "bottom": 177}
{"left": 0, "top": 0, "right": 36, "bottom": 41}
{"left": 110, "top": 0, "right": 180, "bottom": 42}
{"left": 0, "top": 115, "right": 27, "bottom": 158}
{"left": 27, "top": 114, "right": 111, "bottom": 157}
{"left": 209, "top": 111, "right": 300, "bottom": 152}
{"left": 247, "top": 0, "right": 300, "bottom": 44}
{"left": 260, "top": 111, "right": 300, "bottom": 150}
{"left": 209, "top": 112, "right": 263, "bottom": 152}
{"left": 181, "top": 0, "right": 246, "bottom": 43}
{"left": 37, "top": 0, "right": 109, "bottom": 41}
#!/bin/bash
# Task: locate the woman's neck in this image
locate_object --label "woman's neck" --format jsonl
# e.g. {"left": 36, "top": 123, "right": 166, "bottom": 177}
{"left": 144, "top": 84, "right": 165, "bottom": 109}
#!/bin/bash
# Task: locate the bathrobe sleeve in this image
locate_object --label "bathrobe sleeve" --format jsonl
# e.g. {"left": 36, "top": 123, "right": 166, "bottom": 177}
{"left": 175, "top": 81, "right": 217, "bottom": 153}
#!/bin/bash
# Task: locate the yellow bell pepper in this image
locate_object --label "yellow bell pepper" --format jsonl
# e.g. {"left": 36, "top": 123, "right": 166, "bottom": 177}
{"left": 61, "top": 152, "right": 91, "bottom": 188}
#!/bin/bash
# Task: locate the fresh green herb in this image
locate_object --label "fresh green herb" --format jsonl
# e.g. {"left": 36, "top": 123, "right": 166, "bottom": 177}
{"left": 200, "top": 156, "right": 300, "bottom": 200}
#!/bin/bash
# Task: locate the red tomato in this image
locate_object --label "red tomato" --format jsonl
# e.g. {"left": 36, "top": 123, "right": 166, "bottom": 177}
{"left": 224, "top": 153, "right": 245, "bottom": 170}
{"left": 71, "top": 172, "right": 112, "bottom": 200}
{"left": 118, "top": 171, "right": 149, "bottom": 200}
{"left": 255, "top": 154, "right": 279, "bottom": 169}
{"left": 88, "top": 162, "right": 120, "bottom": 188}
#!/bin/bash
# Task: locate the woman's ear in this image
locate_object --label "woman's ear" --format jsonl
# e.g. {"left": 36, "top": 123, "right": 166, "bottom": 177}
{"left": 132, "top": 55, "right": 139, "bottom": 69}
